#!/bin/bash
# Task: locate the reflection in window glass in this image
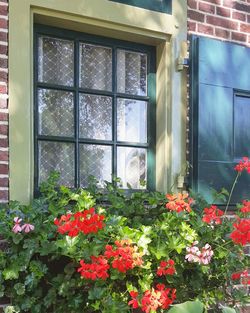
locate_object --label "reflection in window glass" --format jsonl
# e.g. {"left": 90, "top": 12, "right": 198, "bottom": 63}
{"left": 117, "top": 147, "right": 147, "bottom": 189}
{"left": 80, "top": 144, "right": 112, "bottom": 187}
{"left": 79, "top": 94, "right": 112, "bottom": 140}
{"left": 234, "top": 95, "right": 250, "bottom": 158}
{"left": 117, "top": 98, "right": 147, "bottom": 143}
{"left": 38, "top": 36, "right": 74, "bottom": 86}
{"left": 117, "top": 49, "right": 147, "bottom": 96}
{"left": 79, "top": 43, "right": 112, "bottom": 91}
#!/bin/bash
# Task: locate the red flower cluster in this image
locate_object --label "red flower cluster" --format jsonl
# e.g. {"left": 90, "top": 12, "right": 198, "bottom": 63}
{"left": 166, "top": 193, "right": 193, "bottom": 213}
{"left": 234, "top": 157, "right": 250, "bottom": 173}
{"left": 157, "top": 259, "right": 175, "bottom": 276}
{"left": 230, "top": 219, "right": 250, "bottom": 246}
{"left": 240, "top": 200, "right": 250, "bottom": 214}
{"left": 54, "top": 208, "right": 105, "bottom": 237}
{"left": 104, "top": 240, "right": 143, "bottom": 273}
{"left": 231, "top": 270, "right": 250, "bottom": 285}
{"left": 202, "top": 205, "right": 224, "bottom": 225}
{"left": 77, "top": 255, "right": 110, "bottom": 280}
{"left": 128, "top": 284, "right": 176, "bottom": 313}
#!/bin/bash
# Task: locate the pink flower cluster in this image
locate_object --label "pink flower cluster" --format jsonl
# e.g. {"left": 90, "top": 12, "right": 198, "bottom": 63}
{"left": 12, "top": 217, "right": 34, "bottom": 233}
{"left": 185, "top": 242, "right": 213, "bottom": 265}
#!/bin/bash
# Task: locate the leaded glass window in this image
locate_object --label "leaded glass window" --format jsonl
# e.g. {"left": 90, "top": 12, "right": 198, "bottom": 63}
{"left": 34, "top": 25, "right": 156, "bottom": 192}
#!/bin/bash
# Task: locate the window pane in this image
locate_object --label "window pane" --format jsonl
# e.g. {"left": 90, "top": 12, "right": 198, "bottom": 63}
{"left": 38, "top": 89, "right": 74, "bottom": 137}
{"left": 234, "top": 95, "right": 250, "bottom": 158}
{"left": 79, "top": 43, "right": 112, "bottom": 91}
{"left": 117, "top": 98, "right": 147, "bottom": 143}
{"left": 79, "top": 94, "right": 112, "bottom": 140}
{"left": 39, "top": 141, "right": 75, "bottom": 187}
{"left": 80, "top": 144, "right": 112, "bottom": 187}
{"left": 117, "top": 147, "right": 147, "bottom": 189}
{"left": 117, "top": 49, "right": 147, "bottom": 96}
{"left": 38, "top": 36, "right": 74, "bottom": 86}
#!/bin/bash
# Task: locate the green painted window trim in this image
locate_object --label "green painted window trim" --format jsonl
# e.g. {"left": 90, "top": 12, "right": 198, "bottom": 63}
{"left": 34, "top": 24, "right": 156, "bottom": 194}
{"left": 109, "top": 0, "right": 171, "bottom": 14}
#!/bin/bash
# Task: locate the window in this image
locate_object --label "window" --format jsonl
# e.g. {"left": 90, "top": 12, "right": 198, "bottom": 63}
{"left": 34, "top": 25, "right": 156, "bottom": 193}
{"left": 109, "top": 0, "right": 172, "bottom": 14}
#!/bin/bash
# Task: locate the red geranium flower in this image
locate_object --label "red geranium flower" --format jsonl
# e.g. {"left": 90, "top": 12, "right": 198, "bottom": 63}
{"left": 234, "top": 157, "right": 250, "bottom": 173}
{"left": 202, "top": 205, "right": 224, "bottom": 225}
{"left": 240, "top": 200, "right": 250, "bottom": 214}
{"left": 166, "top": 193, "right": 193, "bottom": 213}
{"left": 157, "top": 259, "right": 176, "bottom": 276}
{"left": 230, "top": 219, "right": 250, "bottom": 246}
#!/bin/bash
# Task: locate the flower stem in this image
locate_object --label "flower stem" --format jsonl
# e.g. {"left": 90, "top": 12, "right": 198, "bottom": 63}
{"left": 223, "top": 172, "right": 240, "bottom": 219}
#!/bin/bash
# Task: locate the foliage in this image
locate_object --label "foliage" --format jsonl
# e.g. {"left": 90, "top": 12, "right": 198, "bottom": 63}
{"left": 0, "top": 164, "right": 249, "bottom": 313}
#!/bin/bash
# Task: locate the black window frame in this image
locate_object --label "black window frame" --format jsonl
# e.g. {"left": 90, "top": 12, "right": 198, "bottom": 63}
{"left": 34, "top": 24, "right": 156, "bottom": 195}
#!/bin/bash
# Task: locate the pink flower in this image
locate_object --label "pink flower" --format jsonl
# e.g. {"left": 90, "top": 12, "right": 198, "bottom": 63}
{"left": 21, "top": 223, "right": 35, "bottom": 233}
{"left": 185, "top": 242, "right": 213, "bottom": 265}
{"left": 12, "top": 217, "right": 22, "bottom": 233}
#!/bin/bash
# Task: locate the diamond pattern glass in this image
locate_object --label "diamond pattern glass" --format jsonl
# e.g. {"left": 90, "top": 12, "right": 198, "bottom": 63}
{"left": 117, "top": 147, "right": 147, "bottom": 189}
{"left": 80, "top": 144, "right": 112, "bottom": 187}
{"left": 117, "top": 98, "right": 147, "bottom": 143}
{"left": 39, "top": 141, "right": 75, "bottom": 187}
{"left": 79, "top": 94, "right": 112, "bottom": 140}
{"left": 38, "top": 36, "right": 74, "bottom": 86}
{"left": 38, "top": 89, "right": 74, "bottom": 137}
{"left": 79, "top": 43, "right": 112, "bottom": 91}
{"left": 117, "top": 49, "right": 147, "bottom": 96}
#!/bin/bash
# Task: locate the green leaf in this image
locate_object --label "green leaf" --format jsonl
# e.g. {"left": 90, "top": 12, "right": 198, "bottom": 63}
{"left": 88, "top": 286, "right": 106, "bottom": 300}
{"left": 3, "top": 266, "right": 19, "bottom": 280}
{"left": 14, "top": 283, "right": 25, "bottom": 295}
{"left": 168, "top": 300, "right": 204, "bottom": 313}
{"left": 222, "top": 307, "right": 237, "bottom": 313}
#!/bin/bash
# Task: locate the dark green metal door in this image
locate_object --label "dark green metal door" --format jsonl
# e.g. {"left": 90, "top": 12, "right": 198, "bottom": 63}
{"left": 190, "top": 36, "right": 250, "bottom": 204}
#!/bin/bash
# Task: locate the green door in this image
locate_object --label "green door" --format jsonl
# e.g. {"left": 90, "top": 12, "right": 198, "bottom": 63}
{"left": 189, "top": 36, "right": 250, "bottom": 204}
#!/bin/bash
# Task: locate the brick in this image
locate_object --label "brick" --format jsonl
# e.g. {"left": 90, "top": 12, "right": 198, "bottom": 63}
{"left": 223, "top": 0, "right": 236, "bottom": 8}
{"left": 240, "top": 22, "right": 250, "bottom": 33}
{"left": 0, "top": 150, "right": 8, "bottom": 161}
{"left": 215, "top": 27, "right": 230, "bottom": 39}
{"left": 216, "top": 6, "right": 231, "bottom": 17}
{"left": 0, "top": 189, "right": 8, "bottom": 200}
{"left": 198, "top": 1, "right": 215, "bottom": 14}
{"left": 188, "top": 21, "right": 197, "bottom": 31}
{"left": 0, "top": 31, "right": 7, "bottom": 42}
{"left": 0, "top": 5, "right": 7, "bottom": 15}
{"left": 197, "top": 23, "right": 214, "bottom": 35}
{"left": 0, "top": 98, "right": 7, "bottom": 108}
{"left": 188, "top": 9, "right": 205, "bottom": 22}
{"left": 0, "top": 45, "right": 7, "bottom": 55}
{"left": 232, "top": 31, "right": 247, "bottom": 42}
{"left": 188, "top": 0, "right": 197, "bottom": 9}
{"left": 0, "top": 177, "right": 8, "bottom": 187}
{"left": 0, "top": 113, "right": 8, "bottom": 121}
{"left": 206, "top": 15, "right": 238, "bottom": 30}
{"left": 202, "top": 0, "right": 221, "bottom": 4}
{"left": 0, "top": 124, "right": 7, "bottom": 135}
{"left": 0, "top": 85, "right": 7, "bottom": 93}
{"left": 232, "top": 11, "right": 246, "bottom": 21}
{"left": 0, "top": 71, "right": 7, "bottom": 83}
{"left": 0, "top": 58, "right": 7, "bottom": 69}
{"left": 248, "top": 14, "right": 250, "bottom": 23}
{"left": 0, "top": 18, "right": 7, "bottom": 28}
{"left": 0, "top": 163, "right": 8, "bottom": 174}
{"left": 235, "top": 2, "right": 250, "bottom": 14}
{"left": 0, "top": 138, "right": 8, "bottom": 148}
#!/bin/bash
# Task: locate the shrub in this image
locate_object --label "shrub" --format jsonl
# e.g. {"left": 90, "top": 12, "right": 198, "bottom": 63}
{"left": 0, "top": 161, "right": 249, "bottom": 313}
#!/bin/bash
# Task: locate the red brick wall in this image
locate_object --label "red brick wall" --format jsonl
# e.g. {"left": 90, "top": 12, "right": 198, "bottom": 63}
{"left": 0, "top": 0, "right": 8, "bottom": 204}
{"left": 188, "top": 0, "right": 250, "bottom": 46}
